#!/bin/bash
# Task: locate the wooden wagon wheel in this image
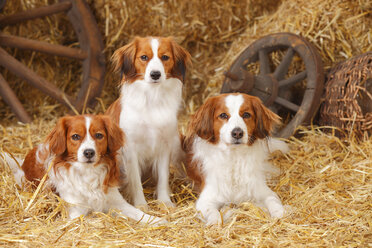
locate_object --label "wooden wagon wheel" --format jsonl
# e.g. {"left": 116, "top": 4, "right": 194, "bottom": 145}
{"left": 221, "top": 33, "right": 324, "bottom": 138}
{"left": 0, "top": 0, "right": 105, "bottom": 123}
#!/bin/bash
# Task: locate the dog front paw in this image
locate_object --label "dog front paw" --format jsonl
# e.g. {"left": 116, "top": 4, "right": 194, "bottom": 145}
{"left": 203, "top": 210, "right": 223, "bottom": 226}
{"left": 267, "top": 199, "right": 285, "bottom": 218}
{"left": 269, "top": 205, "right": 284, "bottom": 218}
{"left": 68, "top": 206, "right": 88, "bottom": 219}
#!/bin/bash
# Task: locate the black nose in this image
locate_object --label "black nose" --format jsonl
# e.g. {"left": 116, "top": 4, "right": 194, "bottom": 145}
{"left": 83, "top": 149, "right": 95, "bottom": 159}
{"left": 231, "top": 127, "right": 244, "bottom": 139}
{"left": 150, "top": 70, "right": 161, "bottom": 80}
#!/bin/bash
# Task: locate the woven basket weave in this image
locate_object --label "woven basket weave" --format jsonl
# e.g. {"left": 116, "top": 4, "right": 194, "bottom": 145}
{"left": 320, "top": 52, "right": 372, "bottom": 137}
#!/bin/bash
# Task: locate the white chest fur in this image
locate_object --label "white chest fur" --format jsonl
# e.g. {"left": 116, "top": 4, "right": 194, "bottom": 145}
{"left": 119, "top": 78, "right": 182, "bottom": 161}
{"left": 117, "top": 77, "right": 183, "bottom": 207}
{"left": 193, "top": 137, "right": 271, "bottom": 204}
{"left": 49, "top": 162, "right": 109, "bottom": 212}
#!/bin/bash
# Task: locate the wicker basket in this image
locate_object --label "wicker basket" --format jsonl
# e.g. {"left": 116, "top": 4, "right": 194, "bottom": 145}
{"left": 320, "top": 52, "right": 372, "bottom": 137}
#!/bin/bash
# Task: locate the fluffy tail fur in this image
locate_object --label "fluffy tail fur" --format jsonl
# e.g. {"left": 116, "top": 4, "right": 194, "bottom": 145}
{"left": 262, "top": 138, "right": 290, "bottom": 178}
{"left": 265, "top": 137, "right": 290, "bottom": 154}
{"left": 0, "top": 152, "right": 25, "bottom": 186}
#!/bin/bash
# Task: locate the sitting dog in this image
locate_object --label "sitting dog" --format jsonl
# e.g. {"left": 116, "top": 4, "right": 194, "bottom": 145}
{"left": 1, "top": 114, "right": 165, "bottom": 224}
{"left": 182, "top": 93, "right": 288, "bottom": 225}
{"left": 105, "top": 36, "right": 191, "bottom": 208}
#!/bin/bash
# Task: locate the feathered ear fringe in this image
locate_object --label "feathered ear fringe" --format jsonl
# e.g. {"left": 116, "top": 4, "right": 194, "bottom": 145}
{"left": 45, "top": 116, "right": 72, "bottom": 155}
{"left": 251, "top": 96, "right": 281, "bottom": 139}
{"left": 111, "top": 37, "right": 139, "bottom": 83}
{"left": 168, "top": 37, "right": 192, "bottom": 82}
{"left": 184, "top": 97, "right": 217, "bottom": 149}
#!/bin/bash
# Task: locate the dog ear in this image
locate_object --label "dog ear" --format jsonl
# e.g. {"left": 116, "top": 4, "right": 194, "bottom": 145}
{"left": 111, "top": 37, "right": 138, "bottom": 82}
{"left": 185, "top": 98, "right": 216, "bottom": 145}
{"left": 102, "top": 159, "right": 120, "bottom": 193}
{"left": 101, "top": 116, "right": 124, "bottom": 154}
{"left": 251, "top": 96, "right": 281, "bottom": 139}
{"left": 100, "top": 116, "right": 123, "bottom": 193}
{"left": 170, "top": 37, "right": 192, "bottom": 82}
{"left": 45, "top": 116, "right": 70, "bottom": 155}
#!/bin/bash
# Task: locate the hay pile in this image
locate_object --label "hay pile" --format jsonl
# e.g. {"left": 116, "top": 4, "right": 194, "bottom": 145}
{"left": 1, "top": 122, "right": 371, "bottom": 247}
{"left": 0, "top": 0, "right": 372, "bottom": 247}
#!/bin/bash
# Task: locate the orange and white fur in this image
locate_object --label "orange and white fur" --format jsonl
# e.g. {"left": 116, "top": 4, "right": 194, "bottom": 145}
{"left": 183, "top": 93, "right": 289, "bottom": 225}
{"left": 1, "top": 115, "right": 164, "bottom": 224}
{"left": 106, "top": 37, "right": 191, "bottom": 208}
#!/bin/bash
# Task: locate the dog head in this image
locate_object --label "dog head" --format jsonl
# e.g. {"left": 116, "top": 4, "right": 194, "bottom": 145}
{"left": 112, "top": 36, "right": 191, "bottom": 84}
{"left": 186, "top": 93, "right": 280, "bottom": 146}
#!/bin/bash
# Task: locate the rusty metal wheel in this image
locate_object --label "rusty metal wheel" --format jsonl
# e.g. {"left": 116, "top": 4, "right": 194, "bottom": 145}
{"left": 221, "top": 33, "right": 324, "bottom": 138}
{"left": 0, "top": 0, "right": 105, "bottom": 123}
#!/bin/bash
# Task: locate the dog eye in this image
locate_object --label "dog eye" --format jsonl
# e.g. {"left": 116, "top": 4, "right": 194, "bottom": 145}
{"left": 71, "top": 134, "right": 80, "bottom": 141}
{"left": 242, "top": 112, "right": 251, "bottom": 119}
{"left": 219, "top": 113, "right": 228, "bottom": 120}
{"left": 95, "top": 133, "right": 104, "bottom": 139}
{"left": 140, "top": 55, "right": 148, "bottom": 61}
{"left": 161, "top": 55, "right": 169, "bottom": 61}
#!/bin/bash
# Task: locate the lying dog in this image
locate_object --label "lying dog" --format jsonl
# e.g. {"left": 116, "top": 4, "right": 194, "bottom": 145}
{"left": 1, "top": 114, "right": 165, "bottom": 224}
{"left": 182, "top": 93, "right": 288, "bottom": 225}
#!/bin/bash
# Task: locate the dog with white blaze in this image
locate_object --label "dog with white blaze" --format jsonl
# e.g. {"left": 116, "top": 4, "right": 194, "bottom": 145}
{"left": 1, "top": 115, "right": 166, "bottom": 225}
{"left": 182, "top": 93, "right": 289, "bottom": 225}
{"left": 105, "top": 37, "right": 192, "bottom": 208}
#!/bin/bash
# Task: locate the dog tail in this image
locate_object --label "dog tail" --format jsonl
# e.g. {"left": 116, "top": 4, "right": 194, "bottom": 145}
{"left": 266, "top": 137, "right": 290, "bottom": 154}
{"left": 0, "top": 152, "right": 25, "bottom": 186}
{"left": 262, "top": 138, "right": 290, "bottom": 178}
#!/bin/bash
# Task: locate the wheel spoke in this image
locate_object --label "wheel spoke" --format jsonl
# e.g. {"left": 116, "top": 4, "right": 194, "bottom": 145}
{"left": 0, "top": 33, "right": 87, "bottom": 60}
{"left": 274, "top": 96, "right": 300, "bottom": 112}
{"left": 0, "top": 47, "right": 75, "bottom": 108}
{"left": 250, "top": 88, "right": 269, "bottom": 102}
{"left": 273, "top": 48, "right": 294, "bottom": 80}
{"left": 0, "top": 74, "right": 32, "bottom": 123}
{"left": 0, "top": 1, "right": 72, "bottom": 27}
{"left": 258, "top": 50, "right": 271, "bottom": 75}
{"left": 278, "top": 71, "right": 307, "bottom": 87}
